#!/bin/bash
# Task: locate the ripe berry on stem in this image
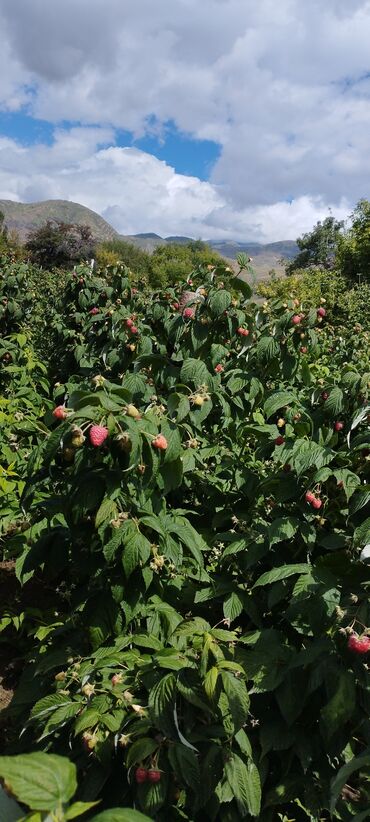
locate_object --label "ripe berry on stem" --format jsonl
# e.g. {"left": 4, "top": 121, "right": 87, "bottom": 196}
{"left": 347, "top": 634, "right": 370, "bottom": 654}
{"left": 53, "top": 406, "right": 68, "bottom": 420}
{"left": 292, "top": 315, "right": 301, "bottom": 325}
{"left": 148, "top": 770, "right": 161, "bottom": 783}
{"left": 334, "top": 421, "right": 344, "bottom": 432}
{"left": 89, "top": 425, "right": 109, "bottom": 447}
{"left": 275, "top": 436, "right": 285, "bottom": 446}
{"left": 152, "top": 434, "right": 168, "bottom": 451}
{"left": 135, "top": 767, "right": 148, "bottom": 784}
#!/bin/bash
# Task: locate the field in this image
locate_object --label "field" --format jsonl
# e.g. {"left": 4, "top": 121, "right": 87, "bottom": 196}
{"left": 1, "top": 249, "right": 370, "bottom": 821}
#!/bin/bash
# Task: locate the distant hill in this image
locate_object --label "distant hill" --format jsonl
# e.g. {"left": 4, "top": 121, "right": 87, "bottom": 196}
{"left": 0, "top": 198, "right": 297, "bottom": 279}
{"left": 0, "top": 199, "right": 118, "bottom": 243}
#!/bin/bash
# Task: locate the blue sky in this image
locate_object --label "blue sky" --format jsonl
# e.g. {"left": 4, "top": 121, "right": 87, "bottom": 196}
{"left": 0, "top": 0, "right": 369, "bottom": 241}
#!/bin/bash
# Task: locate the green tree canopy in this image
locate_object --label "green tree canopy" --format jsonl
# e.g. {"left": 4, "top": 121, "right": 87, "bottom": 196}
{"left": 286, "top": 215, "right": 344, "bottom": 274}
{"left": 25, "top": 219, "right": 96, "bottom": 269}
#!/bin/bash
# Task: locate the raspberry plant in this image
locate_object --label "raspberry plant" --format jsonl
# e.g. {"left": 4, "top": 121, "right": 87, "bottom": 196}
{"left": 1, "top": 258, "right": 370, "bottom": 820}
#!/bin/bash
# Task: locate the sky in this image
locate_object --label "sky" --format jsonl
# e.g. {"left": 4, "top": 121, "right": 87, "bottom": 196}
{"left": 0, "top": 0, "right": 369, "bottom": 242}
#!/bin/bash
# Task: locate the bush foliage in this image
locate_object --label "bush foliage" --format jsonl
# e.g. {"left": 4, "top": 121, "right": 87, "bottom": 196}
{"left": 0, "top": 231, "right": 370, "bottom": 820}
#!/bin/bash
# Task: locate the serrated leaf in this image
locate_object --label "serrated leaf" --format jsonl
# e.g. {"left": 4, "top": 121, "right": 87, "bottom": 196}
{"left": 268, "top": 517, "right": 300, "bottom": 546}
{"left": 168, "top": 744, "right": 200, "bottom": 788}
{"left": 253, "top": 564, "right": 310, "bottom": 588}
{"left": 321, "top": 671, "right": 355, "bottom": 739}
{"left": 93, "top": 811, "right": 152, "bottom": 822}
{"left": 0, "top": 753, "right": 76, "bottom": 812}
{"left": 126, "top": 738, "right": 159, "bottom": 768}
{"left": 330, "top": 751, "right": 370, "bottom": 812}
{"left": 264, "top": 391, "right": 297, "bottom": 420}
{"left": 225, "top": 753, "right": 261, "bottom": 817}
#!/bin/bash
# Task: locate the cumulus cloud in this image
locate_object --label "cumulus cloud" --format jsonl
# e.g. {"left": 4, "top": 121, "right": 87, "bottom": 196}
{"left": 0, "top": 128, "right": 349, "bottom": 242}
{"left": 0, "top": 0, "right": 369, "bottom": 237}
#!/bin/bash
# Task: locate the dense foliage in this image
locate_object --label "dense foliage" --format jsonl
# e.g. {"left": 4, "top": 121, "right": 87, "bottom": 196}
{"left": 1, "top": 243, "right": 370, "bottom": 821}
{"left": 25, "top": 220, "right": 96, "bottom": 269}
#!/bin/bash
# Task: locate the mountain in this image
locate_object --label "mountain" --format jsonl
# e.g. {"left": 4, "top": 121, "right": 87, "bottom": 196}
{"left": 0, "top": 199, "right": 118, "bottom": 243}
{"left": 0, "top": 198, "right": 297, "bottom": 278}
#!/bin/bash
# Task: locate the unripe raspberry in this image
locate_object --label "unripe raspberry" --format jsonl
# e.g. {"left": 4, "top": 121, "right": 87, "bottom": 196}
{"left": 125, "top": 404, "right": 141, "bottom": 419}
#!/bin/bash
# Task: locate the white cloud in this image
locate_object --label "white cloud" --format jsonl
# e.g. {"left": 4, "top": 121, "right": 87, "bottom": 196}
{"left": 0, "top": 128, "right": 349, "bottom": 242}
{"left": 0, "top": 0, "right": 369, "bottom": 238}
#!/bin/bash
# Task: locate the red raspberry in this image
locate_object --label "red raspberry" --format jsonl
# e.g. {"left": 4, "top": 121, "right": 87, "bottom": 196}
{"left": 126, "top": 318, "right": 134, "bottom": 328}
{"left": 347, "top": 634, "right": 370, "bottom": 654}
{"left": 305, "top": 491, "right": 315, "bottom": 504}
{"left": 89, "top": 307, "right": 99, "bottom": 315}
{"left": 172, "top": 302, "right": 180, "bottom": 310}
{"left": 152, "top": 434, "right": 168, "bottom": 451}
{"left": 292, "top": 315, "right": 301, "bottom": 325}
{"left": 53, "top": 405, "right": 68, "bottom": 420}
{"left": 129, "top": 326, "right": 138, "bottom": 334}
{"left": 311, "top": 497, "right": 322, "bottom": 510}
{"left": 317, "top": 307, "right": 326, "bottom": 317}
{"left": 275, "top": 436, "right": 285, "bottom": 446}
{"left": 148, "top": 770, "right": 161, "bottom": 783}
{"left": 334, "top": 421, "right": 344, "bottom": 432}
{"left": 300, "top": 346, "right": 308, "bottom": 354}
{"left": 321, "top": 391, "right": 329, "bottom": 401}
{"left": 89, "top": 425, "right": 109, "bottom": 447}
{"left": 237, "top": 327, "right": 249, "bottom": 337}
{"left": 183, "top": 307, "right": 194, "bottom": 319}
{"left": 214, "top": 364, "right": 224, "bottom": 373}
{"left": 135, "top": 767, "right": 148, "bottom": 784}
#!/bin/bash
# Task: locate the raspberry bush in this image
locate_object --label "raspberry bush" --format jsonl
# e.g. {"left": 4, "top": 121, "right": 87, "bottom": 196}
{"left": 1, "top": 257, "right": 370, "bottom": 820}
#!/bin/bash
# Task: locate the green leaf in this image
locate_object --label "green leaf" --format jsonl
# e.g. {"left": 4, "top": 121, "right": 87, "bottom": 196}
{"left": 180, "top": 358, "right": 211, "bottom": 387}
{"left": 167, "top": 744, "right": 200, "bottom": 788}
{"left": 223, "top": 592, "right": 244, "bottom": 623}
{"left": 122, "top": 529, "right": 151, "bottom": 579}
{"left": 126, "top": 739, "right": 159, "bottom": 768}
{"left": 95, "top": 498, "right": 117, "bottom": 529}
{"left": 350, "top": 487, "right": 370, "bottom": 515}
{"left": 253, "top": 564, "right": 310, "bottom": 588}
{"left": 65, "top": 801, "right": 100, "bottom": 820}
{"left": 204, "top": 666, "right": 219, "bottom": 700}
{"left": 232, "top": 277, "right": 252, "bottom": 298}
{"left": 321, "top": 671, "right": 356, "bottom": 739}
{"left": 354, "top": 517, "right": 370, "bottom": 547}
{"left": 0, "top": 753, "right": 77, "bottom": 812}
{"left": 263, "top": 391, "right": 297, "bottom": 420}
{"left": 148, "top": 673, "right": 176, "bottom": 737}
{"left": 225, "top": 753, "right": 261, "bottom": 817}
{"left": 92, "top": 811, "right": 152, "bottom": 822}
{"left": 330, "top": 751, "right": 370, "bottom": 812}
{"left": 267, "top": 517, "right": 300, "bottom": 546}
{"left": 324, "top": 386, "right": 343, "bottom": 415}
{"left": 208, "top": 290, "right": 232, "bottom": 317}
{"left": 221, "top": 671, "right": 250, "bottom": 733}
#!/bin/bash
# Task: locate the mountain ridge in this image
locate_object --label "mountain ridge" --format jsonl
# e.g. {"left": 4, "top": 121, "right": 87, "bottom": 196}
{"left": 0, "top": 198, "right": 297, "bottom": 277}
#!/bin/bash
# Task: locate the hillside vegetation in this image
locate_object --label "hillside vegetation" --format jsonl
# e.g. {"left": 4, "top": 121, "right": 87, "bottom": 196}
{"left": 0, "top": 202, "right": 370, "bottom": 821}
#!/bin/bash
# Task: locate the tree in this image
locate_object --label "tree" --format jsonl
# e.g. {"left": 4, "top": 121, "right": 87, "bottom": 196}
{"left": 25, "top": 220, "right": 96, "bottom": 269}
{"left": 337, "top": 199, "right": 370, "bottom": 282}
{"left": 286, "top": 215, "right": 344, "bottom": 274}
{"left": 150, "top": 241, "right": 223, "bottom": 286}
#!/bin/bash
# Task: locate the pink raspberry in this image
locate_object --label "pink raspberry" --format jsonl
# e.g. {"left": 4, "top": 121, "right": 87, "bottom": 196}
{"left": 89, "top": 425, "right": 109, "bottom": 447}
{"left": 183, "top": 307, "right": 194, "bottom": 320}
{"left": 317, "top": 307, "right": 326, "bottom": 317}
{"left": 89, "top": 307, "right": 99, "bottom": 315}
